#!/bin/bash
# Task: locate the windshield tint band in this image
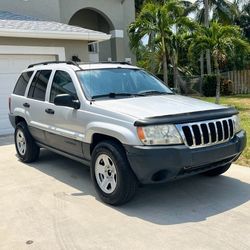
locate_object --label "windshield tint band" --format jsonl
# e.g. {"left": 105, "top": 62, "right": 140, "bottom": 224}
{"left": 134, "top": 108, "right": 239, "bottom": 126}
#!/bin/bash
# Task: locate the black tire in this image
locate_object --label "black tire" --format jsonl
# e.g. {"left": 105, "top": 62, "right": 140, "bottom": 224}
{"left": 14, "top": 121, "right": 40, "bottom": 163}
{"left": 91, "top": 140, "right": 138, "bottom": 206}
{"left": 202, "top": 163, "right": 231, "bottom": 177}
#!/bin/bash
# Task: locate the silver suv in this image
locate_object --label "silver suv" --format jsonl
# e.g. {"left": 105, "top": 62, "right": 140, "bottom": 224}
{"left": 9, "top": 61, "right": 246, "bottom": 205}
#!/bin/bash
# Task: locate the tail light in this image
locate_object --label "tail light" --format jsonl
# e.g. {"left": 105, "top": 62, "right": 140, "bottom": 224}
{"left": 8, "top": 96, "right": 11, "bottom": 113}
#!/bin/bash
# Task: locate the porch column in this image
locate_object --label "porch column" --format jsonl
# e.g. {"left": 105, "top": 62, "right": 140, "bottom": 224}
{"left": 110, "top": 30, "right": 125, "bottom": 61}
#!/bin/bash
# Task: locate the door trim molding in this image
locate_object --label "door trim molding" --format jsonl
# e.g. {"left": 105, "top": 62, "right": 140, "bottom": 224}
{"left": 0, "top": 45, "right": 65, "bottom": 60}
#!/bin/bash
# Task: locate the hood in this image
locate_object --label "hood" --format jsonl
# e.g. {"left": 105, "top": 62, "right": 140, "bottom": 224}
{"left": 93, "top": 95, "right": 224, "bottom": 119}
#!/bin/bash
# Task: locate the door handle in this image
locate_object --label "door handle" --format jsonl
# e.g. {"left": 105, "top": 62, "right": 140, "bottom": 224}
{"left": 45, "top": 108, "right": 55, "bottom": 115}
{"left": 23, "top": 103, "right": 30, "bottom": 108}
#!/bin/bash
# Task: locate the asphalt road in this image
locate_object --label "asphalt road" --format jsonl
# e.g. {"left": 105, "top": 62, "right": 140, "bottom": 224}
{"left": 0, "top": 138, "right": 250, "bottom": 250}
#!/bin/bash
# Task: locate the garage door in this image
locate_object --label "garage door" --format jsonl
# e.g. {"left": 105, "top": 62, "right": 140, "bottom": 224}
{"left": 0, "top": 54, "right": 56, "bottom": 135}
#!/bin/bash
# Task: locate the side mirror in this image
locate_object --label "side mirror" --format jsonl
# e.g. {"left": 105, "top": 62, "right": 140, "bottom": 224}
{"left": 54, "top": 94, "right": 81, "bottom": 109}
{"left": 170, "top": 88, "right": 177, "bottom": 94}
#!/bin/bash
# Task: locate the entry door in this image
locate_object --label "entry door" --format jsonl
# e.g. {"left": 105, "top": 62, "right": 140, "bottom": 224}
{"left": 44, "top": 70, "right": 85, "bottom": 158}
{"left": 0, "top": 54, "right": 56, "bottom": 135}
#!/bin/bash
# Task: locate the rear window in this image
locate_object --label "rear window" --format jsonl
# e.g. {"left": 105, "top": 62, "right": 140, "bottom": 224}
{"left": 13, "top": 71, "right": 33, "bottom": 96}
{"left": 28, "top": 70, "right": 52, "bottom": 101}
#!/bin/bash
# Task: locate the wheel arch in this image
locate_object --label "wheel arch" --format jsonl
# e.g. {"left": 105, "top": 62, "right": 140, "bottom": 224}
{"left": 15, "top": 116, "right": 27, "bottom": 126}
{"left": 90, "top": 133, "right": 124, "bottom": 155}
{"left": 85, "top": 122, "right": 139, "bottom": 146}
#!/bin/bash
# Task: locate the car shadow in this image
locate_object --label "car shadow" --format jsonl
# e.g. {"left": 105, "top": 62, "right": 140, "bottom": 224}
{"left": 27, "top": 149, "right": 250, "bottom": 225}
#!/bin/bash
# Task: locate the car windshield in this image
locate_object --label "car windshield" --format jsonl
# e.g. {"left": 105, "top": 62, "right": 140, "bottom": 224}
{"left": 77, "top": 68, "right": 173, "bottom": 100}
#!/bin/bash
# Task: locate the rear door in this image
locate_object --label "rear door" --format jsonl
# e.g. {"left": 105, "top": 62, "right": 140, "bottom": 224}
{"left": 11, "top": 71, "right": 34, "bottom": 121}
{"left": 25, "top": 70, "right": 52, "bottom": 144}
{"left": 0, "top": 54, "right": 55, "bottom": 135}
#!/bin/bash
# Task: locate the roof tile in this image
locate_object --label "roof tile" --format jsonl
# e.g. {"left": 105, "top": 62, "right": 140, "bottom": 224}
{"left": 0, "top": 10, "right": 105, "bottom": 35}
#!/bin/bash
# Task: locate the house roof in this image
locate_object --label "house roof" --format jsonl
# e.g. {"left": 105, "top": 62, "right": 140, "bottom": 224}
{"left": 0, "top": 11, "right": 111, "bottom": 41}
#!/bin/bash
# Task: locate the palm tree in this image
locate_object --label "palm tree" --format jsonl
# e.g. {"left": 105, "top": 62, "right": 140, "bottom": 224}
{"left": 193, "top": 0, "right": 234, "bottom": 75}
{"left": 129, "top": 0, "right": 193, "bottom": 86}
{"left": 135, "top": 0, "right": 145, "bottom": 13}
{"left": 189, "top": 22, "right": 249, "bottom": 103}
{"left": 194, "top": 0, "right": 234, "bottom": 24}
{"left": 231, "top": 1, "right": 250, "bottom": 40}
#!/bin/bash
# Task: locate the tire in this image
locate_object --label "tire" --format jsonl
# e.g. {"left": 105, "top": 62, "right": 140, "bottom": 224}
{"left": 15, "top": 121, "right": 40, "bottom": 163}
{"left": 202, "top": 163, "right": 231, "bottom": 177}
{"left": 91, "top": 140, "right": 138, "bottom": 206}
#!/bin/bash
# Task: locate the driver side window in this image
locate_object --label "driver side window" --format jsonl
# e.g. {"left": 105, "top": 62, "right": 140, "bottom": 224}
{"left": 50, "top": 70, "right": 77, "bottom": 103}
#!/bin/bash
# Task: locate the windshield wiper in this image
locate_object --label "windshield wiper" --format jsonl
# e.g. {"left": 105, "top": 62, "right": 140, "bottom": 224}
{"left": 91, "top": 92, "right": 143, "bottom": 100}
{"left": 139, "top": 90, "right": 173, "bottom": 96}
{"left": 91, "top": 91, "right": 174, "bottom": 100}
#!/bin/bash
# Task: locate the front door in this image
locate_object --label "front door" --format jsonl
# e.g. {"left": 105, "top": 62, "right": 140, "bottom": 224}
{"left": 44, "top": 70, "right": 85, "bottom": 158}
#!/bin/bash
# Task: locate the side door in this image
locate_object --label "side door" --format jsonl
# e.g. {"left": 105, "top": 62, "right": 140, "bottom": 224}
{"left": 44, "top": 70, "right": 84, "bottom": 158}
{"left": 25, "top": 70, "right": 52, "bottom": 144}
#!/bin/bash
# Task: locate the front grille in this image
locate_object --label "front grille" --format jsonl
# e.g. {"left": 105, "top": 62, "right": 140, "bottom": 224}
{"left": 176, "top": 117, "right": 235, "bottom": 148}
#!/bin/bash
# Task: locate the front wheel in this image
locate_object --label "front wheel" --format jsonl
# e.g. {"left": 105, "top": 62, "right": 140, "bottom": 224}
{"left": 202, "top": 163, "right": 231, "bottom": 177}
{"left": 91, "top": 141, "right": 138, "bottom": 206}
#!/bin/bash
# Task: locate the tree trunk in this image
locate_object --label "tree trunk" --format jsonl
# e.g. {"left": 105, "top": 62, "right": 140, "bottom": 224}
{"left": 214, "top": 58, "right": 221, "bottom": 104}
{"left": 162, "top": 36, "right": 168, "bottom": 86}
{"left": 163, "top": 53, "right": 168, "bottom": 86}
{"left": 206, "top": 50, "right": 212, "bottom": 74}
{"left": 177, "top": 70, "right": 187, "bottom": 94}
{"left": 204, "top": 0, "right": 212, "bottom": 74}
{"left": 170, "top": 56, "right": 178, "bottom": 91}
{"left": 173, "top": 64, "right": 178, "bottom": 91}
{"left": 204, "top": 0, "right": 209, "bottom": 27}
{"left": 200, "top": 52, "right": 204, "bottom": 95}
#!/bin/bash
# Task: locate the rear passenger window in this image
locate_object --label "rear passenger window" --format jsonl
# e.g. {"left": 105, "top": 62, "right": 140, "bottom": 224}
{"left": 28, "top": 70, "right": 52, "bottom": 101}
{"left": 50, "top": 71, "right": 77, "bottom": 103}
{"left": 13, "top": 71, "right": 33, "bottom": 96}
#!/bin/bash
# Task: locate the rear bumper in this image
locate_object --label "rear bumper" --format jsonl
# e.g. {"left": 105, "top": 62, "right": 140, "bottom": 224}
{"left": 8, "top": 114, "right": 15, "bottom": 128}
{"left": 125, "top": 130, "right": 246, "bottom": 184}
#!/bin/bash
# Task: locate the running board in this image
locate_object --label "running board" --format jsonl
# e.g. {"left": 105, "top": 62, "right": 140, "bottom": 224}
{"left": 37, "top": 142, "right": 91, "bottom": 167}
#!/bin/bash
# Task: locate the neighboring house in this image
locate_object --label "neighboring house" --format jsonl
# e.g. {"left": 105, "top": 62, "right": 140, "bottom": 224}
{"left": 0, "top": 0, "right": 135, "bottom": 135}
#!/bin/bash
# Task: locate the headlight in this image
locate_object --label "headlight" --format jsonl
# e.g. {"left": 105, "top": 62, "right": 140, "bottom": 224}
{"left": 232, "top": 115, "right": 241, "bottom": 133}
{"left": 137, "top": 125, "right": 183, "bottom": 145}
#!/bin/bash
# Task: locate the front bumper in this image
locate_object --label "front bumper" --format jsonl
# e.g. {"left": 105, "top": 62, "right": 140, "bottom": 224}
{"left": 125, "top": 130, "right": 246, "bottom": 184}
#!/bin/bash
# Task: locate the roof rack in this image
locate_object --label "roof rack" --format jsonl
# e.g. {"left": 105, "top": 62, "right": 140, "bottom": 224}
{"left": 79, "top": 61, "right": 132, "bottom": 65}
{"left": 27, "top": 60, "right": 132, "bottom": 70}
{"left": 28, "top": 61, "right": 81, "bottom": 69}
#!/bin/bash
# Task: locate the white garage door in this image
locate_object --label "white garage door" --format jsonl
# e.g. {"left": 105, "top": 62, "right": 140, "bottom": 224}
{"left": 0, "top": 54, "right": 56, "bottom": 135}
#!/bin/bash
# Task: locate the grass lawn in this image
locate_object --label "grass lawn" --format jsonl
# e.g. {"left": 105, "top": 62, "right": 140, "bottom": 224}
{"left": 196, "top": 94, "right": 250, "bottom": 167}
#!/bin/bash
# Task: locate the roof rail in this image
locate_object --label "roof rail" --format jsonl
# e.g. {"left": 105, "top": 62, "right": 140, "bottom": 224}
{"left": 80, "top": 61, "right": 132, "bottom": 65}
{"left": 28, "top": 61, "right": 81, "bottom": 69}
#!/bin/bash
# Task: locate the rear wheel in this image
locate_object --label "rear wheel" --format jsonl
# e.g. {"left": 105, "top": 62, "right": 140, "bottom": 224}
{"left": 15, "top": 122, "right": 40, "bottom": 163}
{"left": 202, "top": 163, "right": 231, "bottom": 177}
{"left": 91, "top": 140, "right": 138, "bottom": 206}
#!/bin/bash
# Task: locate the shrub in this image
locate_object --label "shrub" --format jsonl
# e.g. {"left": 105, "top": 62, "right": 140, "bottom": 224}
{"left": 202, "top": 75, "right": 233, "bottom": 97}
{"left": 221, "top": 79, "right": 233, "bottom": 96}
{"left": 202, "top": 75, "right": 217, "bottom": 97}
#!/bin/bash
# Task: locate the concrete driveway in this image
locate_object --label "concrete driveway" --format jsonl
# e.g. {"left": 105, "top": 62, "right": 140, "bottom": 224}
{"left": 0, "top": 136, "right": 250, "bottom": 250}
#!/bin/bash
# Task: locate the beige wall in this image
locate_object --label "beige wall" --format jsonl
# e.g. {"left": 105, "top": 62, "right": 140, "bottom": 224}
{"left": 0, "top": 37, "right": 89, "bottom": 62}
{"left": 0, "top": 0, "right": 136, "bottom": 62}
{"left": 59, "top": 0, "right": 135, "bottom": 62}
{"left": 60, "top": 0, "right": 125, "bottom": 29}
{"left": 122, "top": 0, "right": 136, "bottom": 62}
{"left": 0, "top": 0, "right": 61, "bottom": 21}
